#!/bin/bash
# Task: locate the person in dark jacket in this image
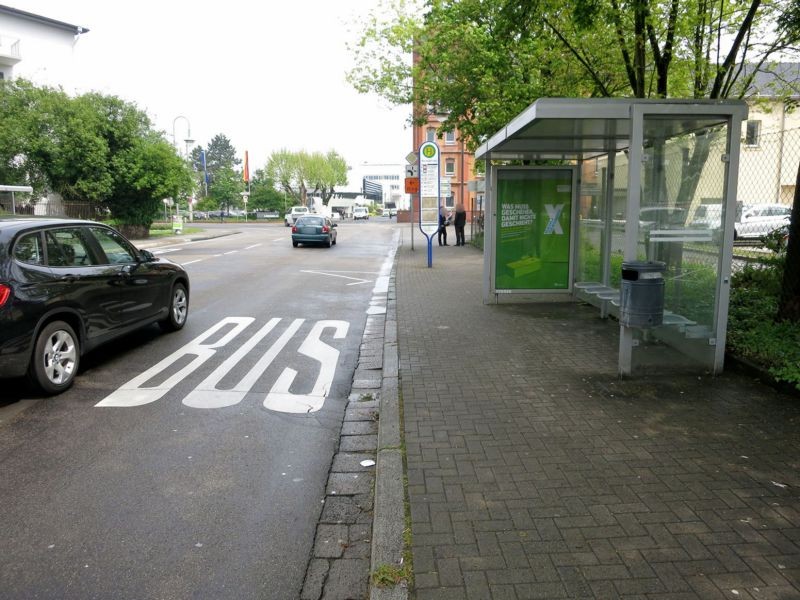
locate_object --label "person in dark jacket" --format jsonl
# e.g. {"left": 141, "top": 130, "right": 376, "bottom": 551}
{"left": 438, "top": 206, "right": 450, "bottom": 246}
{"left": 453, "top": 202, "right": 467, "bottom": 246}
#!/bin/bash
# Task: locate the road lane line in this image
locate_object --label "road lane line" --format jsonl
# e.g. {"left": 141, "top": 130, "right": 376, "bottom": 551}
{"left": 244, "top": 244, "right": 263, "bottom": 250}
{"left": 300, "top": 270, "right": 371, "bottom": 285}
{"left": 224, "top": 250, "right": 239, "bottom": 255}
{"left": 182, "top": 259, "right": 203, "bottom": 265}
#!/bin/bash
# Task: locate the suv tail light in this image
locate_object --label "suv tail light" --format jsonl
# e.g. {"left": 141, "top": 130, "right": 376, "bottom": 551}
{"left": 322, "top": 225, "right": 330, "bottom": 233}
{"left": 0, "top": 284, "right": 11, "bottom": 308}
{"left": 291, "top": 225, "right": 298, "bottom": 233}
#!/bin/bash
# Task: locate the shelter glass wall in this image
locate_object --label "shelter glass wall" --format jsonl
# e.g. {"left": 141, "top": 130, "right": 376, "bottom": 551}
{"left": 632, "top": 117, "right": 730, "bottom": 370}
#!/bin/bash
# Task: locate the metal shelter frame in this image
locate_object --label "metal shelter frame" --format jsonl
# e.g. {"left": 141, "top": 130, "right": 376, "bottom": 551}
{"left": 475, "top": 98, "right": 749, "bottom": 375}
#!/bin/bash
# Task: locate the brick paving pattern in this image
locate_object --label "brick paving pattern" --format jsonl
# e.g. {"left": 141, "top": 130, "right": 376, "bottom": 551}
{"left": 396, "top": 243, "right": 800, "bottom": 600}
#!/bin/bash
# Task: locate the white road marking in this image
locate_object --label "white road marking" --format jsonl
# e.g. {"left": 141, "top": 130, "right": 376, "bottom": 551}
{"left": 264, "top": 320, "right": 349, "bottom": 413}
{"left": 183, "top": 318, "right": 302, "bottom": 409}
{"left": 96, "top": 316, "right": 350, "bottom": 414}
{"left": 224, "top": 250, "right": 239, "bottom": 255}
{"left": 96, "top": 317, "right": 254, "bottom": 407}
{"left": 300, "top": 270, "right": 371, "bottom": 286}
{"left": 152, "top": 248, "right": 181, "bottom": 255}
{"left": 244, "top": 244, "right": 263, "bottom": 250}
{"left": 182, "top": 259, "right": 203, "bottom": 265}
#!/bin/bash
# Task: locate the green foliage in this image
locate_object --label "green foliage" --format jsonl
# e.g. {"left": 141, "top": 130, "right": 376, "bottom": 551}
{"left": 109, "top": 132, "right": 193, "bottom": 228}
{"left": 729, "top": 261, "right": 800, "bottom": 390}
{"left": 248, "top": 168, "right": 284, "bottom": 212}
{"left": 371, "top": 563, "right": 411, "bottom": 588}
{"left": 348, "top": 0, "right": 800, "bottom": 148}
{"left": 0, "top": 79, "right": 193, "bottom": 232}
{"left": 265, "top": 149, "right": 349, "bottom": 206}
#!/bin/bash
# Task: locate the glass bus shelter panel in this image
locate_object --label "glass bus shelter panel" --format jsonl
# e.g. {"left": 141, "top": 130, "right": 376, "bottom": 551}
{"left": 575, "top": 161, "right": 604, "bottom": 286}
{"left": 633, "top": 116, "right": 730, "bottom": 372}
{"left": 609, "top": 150, "right": 629, "bottom": 288}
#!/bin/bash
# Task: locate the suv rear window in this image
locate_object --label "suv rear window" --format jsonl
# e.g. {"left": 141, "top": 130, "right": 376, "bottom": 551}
{"left": 13, "top": 232, "right": 44, "bottom": 265}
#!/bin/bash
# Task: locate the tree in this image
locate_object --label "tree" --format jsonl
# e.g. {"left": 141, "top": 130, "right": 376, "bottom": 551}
{"left": 249, "top": 168, "right": 285, "bottom": 212}
{"left": 265, "top": 149, "right": 307, "bottom": 206}
{"left": 348, "top": 0, "right": 800, "bottom": 148}
{"left": 208, "top": 166, "right": 242, "bottom": 214}
{"left": 307, "top": 150, "right": 349, "bottom": 205}
{"left": 265, "top": 149, "right": 349, "bottom": 207}
{"left": 0, "top": 80, "right": 193, "bottom": 232}
{"left": 0, "top": 81, "right": 114, "bottom": 202}
{"left": 109, "top": 132, "right": 193, "bottom": 238}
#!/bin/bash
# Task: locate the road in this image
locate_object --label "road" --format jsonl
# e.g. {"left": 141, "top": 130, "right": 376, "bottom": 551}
{"left": 0, "top": 219, "right": 398, "bottom": 600}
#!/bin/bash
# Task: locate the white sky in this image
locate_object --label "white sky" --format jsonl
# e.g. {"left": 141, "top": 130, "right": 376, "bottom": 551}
{"left": 20, "top": 0, "right": 412, "bottom": 183}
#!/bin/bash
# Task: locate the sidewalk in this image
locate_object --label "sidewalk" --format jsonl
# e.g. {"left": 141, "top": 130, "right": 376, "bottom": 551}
{"left": 394, "top": 242, "right": 800, "bottom": 599}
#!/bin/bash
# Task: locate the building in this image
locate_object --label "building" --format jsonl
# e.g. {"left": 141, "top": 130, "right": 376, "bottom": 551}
{"left": 0, "top": 4, "right": 87, "bottom": 85}
{"left": 412, "top": 113, "right": 476, "bottom": 212}
{"left": 347, "top": 162, "right": 407, "bottom": 209}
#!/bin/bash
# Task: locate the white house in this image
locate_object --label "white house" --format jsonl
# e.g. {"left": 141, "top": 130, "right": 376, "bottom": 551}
{"left": 0, "top": 4, "right": 87, "bottom": 86}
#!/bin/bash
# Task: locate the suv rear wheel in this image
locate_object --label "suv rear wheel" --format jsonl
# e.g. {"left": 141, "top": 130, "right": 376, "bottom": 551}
{"left": 30, "top": 321, "right": 80, "bottom": 394}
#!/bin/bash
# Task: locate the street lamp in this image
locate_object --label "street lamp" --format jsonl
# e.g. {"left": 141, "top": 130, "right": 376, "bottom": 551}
{"left": 172, "top": 115, "right": 193, "bottom": 157}
{"left": 172, "top": 115, "right": 195, "bottom": 221}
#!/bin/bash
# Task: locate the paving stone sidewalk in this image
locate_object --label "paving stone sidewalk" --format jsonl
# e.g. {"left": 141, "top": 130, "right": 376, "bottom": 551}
{"left": 395, "top": 242, "right": 800, "bottom": 600}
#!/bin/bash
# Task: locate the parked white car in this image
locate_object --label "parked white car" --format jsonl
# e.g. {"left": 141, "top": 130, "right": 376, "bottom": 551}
{"left": 353, "top": 206, "right": 370, "bottom": 220}
{"left": 285, "top": 206, "right": 310, "bottom": 227}
{"left": 735, "top": 203, "right": 792, "bottom": 239}
{"left": 689, "top": 202, "right": 792, "bottom": 240}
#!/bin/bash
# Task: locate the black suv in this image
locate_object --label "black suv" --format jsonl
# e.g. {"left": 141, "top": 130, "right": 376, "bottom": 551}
{"left": 0, "top": 217, "right": 190, "bottom": 394}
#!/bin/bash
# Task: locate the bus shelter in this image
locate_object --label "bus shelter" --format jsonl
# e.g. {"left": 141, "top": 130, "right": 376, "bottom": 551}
{"left": 475, "top": 98, "right": 749, "bottom": 375}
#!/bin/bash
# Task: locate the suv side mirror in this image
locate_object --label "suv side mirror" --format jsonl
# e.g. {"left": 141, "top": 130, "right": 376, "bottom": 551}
{"left": 139, "top": 249, "right": 155, "bottom": 262}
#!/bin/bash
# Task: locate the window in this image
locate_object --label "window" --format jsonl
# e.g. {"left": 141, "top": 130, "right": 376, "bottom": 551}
{"left": 745, "top": 120, "right": 761, "bottom": 146}
{"left": 445, "top": 159, "right": 455, "bottom": 176}
{"left": 13, "top": 232, "right": 44, "bottom": 265}
{"left": 426, "top": 127, "right": 436, "bottom": 142}
{"left": 444, "top": 130, "right": 456, "bottom": 145}
{"left": 90, "top": 227, "right": 137, "bottom": 264}
{"left": 46, "top": 229, "right": 96, "bottom": 267}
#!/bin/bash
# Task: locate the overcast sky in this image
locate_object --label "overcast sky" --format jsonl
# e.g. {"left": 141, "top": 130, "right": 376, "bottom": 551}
{"left": 21, "top": 0, "right": 412, "bottom": 181}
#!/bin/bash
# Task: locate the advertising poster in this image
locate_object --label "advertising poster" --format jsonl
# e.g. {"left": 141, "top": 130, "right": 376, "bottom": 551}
{"left": 495, "top": 168, "right": 573, "bottom": 290}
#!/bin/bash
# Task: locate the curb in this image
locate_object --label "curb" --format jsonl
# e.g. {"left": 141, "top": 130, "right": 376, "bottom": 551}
{"left": 369, "top": 270, "right": 408, "bottom": 600}
{"left": 301, "top": 252, "right": 408, "bottom": 600}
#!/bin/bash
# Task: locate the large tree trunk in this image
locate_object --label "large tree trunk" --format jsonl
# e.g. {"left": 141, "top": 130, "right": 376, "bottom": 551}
{"left": 778, "top": 163, "right": 800, "bottom": 321}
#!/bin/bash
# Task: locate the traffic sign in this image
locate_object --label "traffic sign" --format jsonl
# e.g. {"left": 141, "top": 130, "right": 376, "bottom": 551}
{"left": 405, "top": 177, "right": 419, "bottom": 194}
{"left": 405, "top": 151, "right": 418, "bottom": 164}
{"left": 405, "top": 164, "right": 419, "bottom": 178}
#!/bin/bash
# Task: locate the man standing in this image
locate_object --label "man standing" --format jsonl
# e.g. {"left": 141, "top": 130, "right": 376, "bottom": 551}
{"left": 453, "top": 202, "right": 467, "bottom": 246}
{"left": 438, "top": 206, "right": 450, "bottom": 246}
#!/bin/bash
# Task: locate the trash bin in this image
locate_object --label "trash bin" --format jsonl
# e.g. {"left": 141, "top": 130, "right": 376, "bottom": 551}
{"left": 620, "top": 260, "right": 665, "bottom": 328}
{"left": 172, "top": 216, "right": 183, "bottom": 234}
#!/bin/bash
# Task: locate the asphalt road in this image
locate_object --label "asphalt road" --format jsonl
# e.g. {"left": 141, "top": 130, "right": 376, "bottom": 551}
{"left": 0, "top": 219, "right": 399, "bottom": 600}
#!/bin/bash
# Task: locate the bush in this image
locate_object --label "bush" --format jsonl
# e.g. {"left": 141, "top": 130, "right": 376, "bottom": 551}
{"left": 729, "top": 261, "right": 800, "bottom": 390}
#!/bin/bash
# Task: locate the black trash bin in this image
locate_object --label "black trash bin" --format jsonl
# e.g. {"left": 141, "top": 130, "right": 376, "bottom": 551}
{"left": 620, "top": 260, "right": 665, "bottom": 328}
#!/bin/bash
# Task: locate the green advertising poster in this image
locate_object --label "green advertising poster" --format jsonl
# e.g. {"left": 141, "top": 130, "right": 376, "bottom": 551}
{"left": 495, "top": 168, "right": 573, "bottom": 290}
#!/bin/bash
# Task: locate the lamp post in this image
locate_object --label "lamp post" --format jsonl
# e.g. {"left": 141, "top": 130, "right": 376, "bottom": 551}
{"left": 172, "top": 115, "right": 196, "bottom": 221}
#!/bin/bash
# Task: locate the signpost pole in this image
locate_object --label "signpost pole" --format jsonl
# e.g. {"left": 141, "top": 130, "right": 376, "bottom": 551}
{"left": 417, "top": 142, "right": 441, "bottom": 268}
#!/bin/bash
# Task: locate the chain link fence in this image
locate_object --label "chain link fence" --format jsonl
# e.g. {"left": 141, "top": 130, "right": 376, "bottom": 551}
{"left": 0, "top": 196, "right": 106, "bottom": 220}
